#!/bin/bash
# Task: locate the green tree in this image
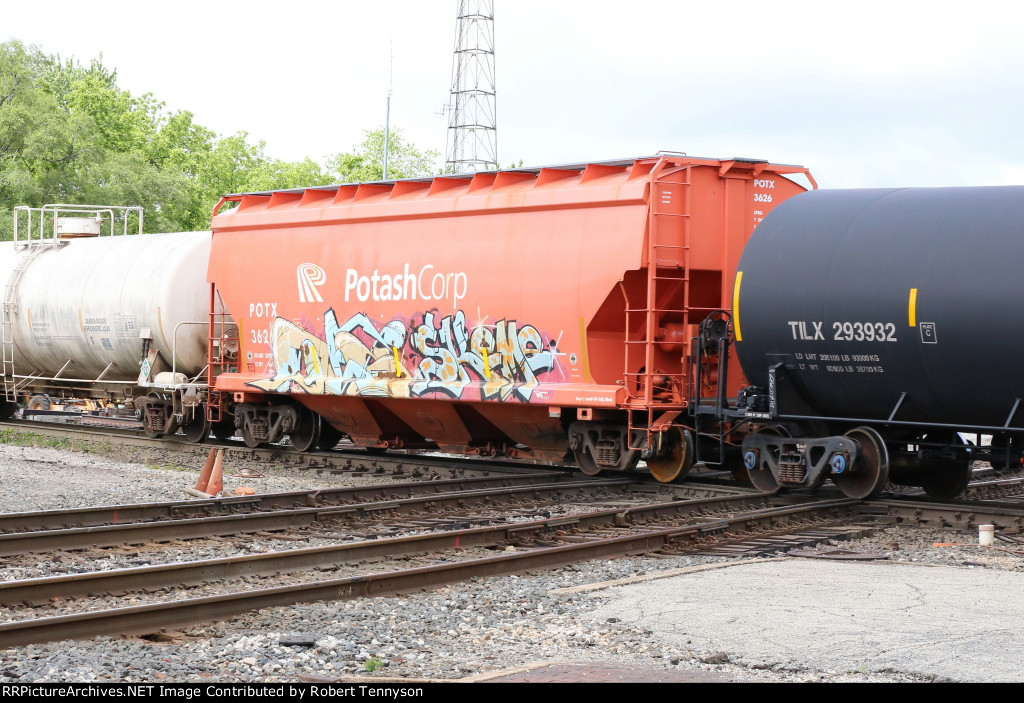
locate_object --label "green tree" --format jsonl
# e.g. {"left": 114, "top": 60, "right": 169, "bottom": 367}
{"left": 192, "top": 133, "right": 333, "bottom": 223}
{"left": 0, "top": 40, "right": 443, "bottom": 237}
{"left": 0, "top": 42, "right": 84, "bottom": 237}
{"left": 0, "top": 41, "right": 195, "bottom": 237}
{"left": 327, "top": 127, "right": 440, "bottom": 182}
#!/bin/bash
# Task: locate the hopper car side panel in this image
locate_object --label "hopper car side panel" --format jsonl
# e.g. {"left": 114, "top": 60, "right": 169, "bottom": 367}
{"left": 209, "top": 174, "right": 651, "bottom": 408}
{"left": 209, "top": 173, "right": 651, "bottom": 457}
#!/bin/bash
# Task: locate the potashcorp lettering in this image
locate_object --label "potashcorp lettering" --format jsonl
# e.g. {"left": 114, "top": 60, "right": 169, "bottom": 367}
{"left": 344, "top": 264, "right": 467, "bottom": 309}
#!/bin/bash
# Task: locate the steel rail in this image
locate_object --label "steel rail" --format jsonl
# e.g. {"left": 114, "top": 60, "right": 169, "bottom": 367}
{"left": 0, "top": 471, "right": 577, "bottom": 533}
{"left": 0, "top": 419, "right": 759, "bottom": 504}
{"left": 862, "top": 498, "right": 1024, "bottom": 530}
{"left": 0, "top": 419, "right": 575, "bottom": 476}
{"left": 0, "top": 474, "right": 745, "bottom": 536}
{"left": 0, "top": 497, "right": 860, "bottom": 647}
{"left": 0, "top": 491, "right": 804, "bottom": 606}
{"left": 0, "top": 478, "right": 641, "bottom": 556}
{"left": 963, "top": 476, "right": 1024, "bottom": 500}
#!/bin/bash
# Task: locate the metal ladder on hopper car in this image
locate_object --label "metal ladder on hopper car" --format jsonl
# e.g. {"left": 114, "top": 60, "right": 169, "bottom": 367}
{"left": 622, "top": 158, "right": 693, "bottom": 449}
{"left": 206, "top": 285, "right": 239, "bottom": 425}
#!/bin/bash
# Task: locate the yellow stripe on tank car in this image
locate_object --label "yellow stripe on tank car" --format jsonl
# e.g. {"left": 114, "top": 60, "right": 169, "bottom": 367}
{"left": 732, "top": 272, "right": 743, "bottom": 342}
{"left": 908, "top": 288, "right": 918, "bottom": 327}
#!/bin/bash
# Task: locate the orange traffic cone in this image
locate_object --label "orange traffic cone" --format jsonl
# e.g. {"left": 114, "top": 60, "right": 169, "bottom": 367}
{"left": 195, "top": 448, "right": 217, "bottom": 493}
{"left": 206, "top": 450, "right": 224, "bottom": 496}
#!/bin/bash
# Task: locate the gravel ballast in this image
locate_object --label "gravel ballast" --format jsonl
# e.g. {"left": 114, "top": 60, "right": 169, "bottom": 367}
{"left": 0, "top": 439, "right": 1018, "bottom": 683}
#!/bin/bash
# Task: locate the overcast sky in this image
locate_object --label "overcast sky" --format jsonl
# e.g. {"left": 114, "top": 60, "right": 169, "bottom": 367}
{"left": 5, "top": 0, "right": 1022, "bottom": 188}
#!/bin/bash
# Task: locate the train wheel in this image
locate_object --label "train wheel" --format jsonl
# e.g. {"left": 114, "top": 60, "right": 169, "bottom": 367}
{"left": 834, "top": 427, "right": 890, "bottom": 500}
{"left": 289, "top": 406, "right": 320, "bottom": 453}
{"left": 27, "top": 395, "right": 50, "bottom": 411}
{"left": 920, "top": 433, "right": 971, "bottom": 500}
{"left": 730, "top": 466, "right": 753, "bottom": 486}
{"left": 646, "top": 427, "right": 694, "bottom": 483}
{"left": 568, "top": 424, "right": 640, "bottom": 476}
{"left": 988, "top": 435, "right": 1012, "bottom": 471}
{"left": 318, "top": 421, "right": 344, "bottom": 451}
{"left": 241, "top": 424, "right": 262, "bottom": 448}
{"left": 212, "top": 422, "right": 236, "bottom": 441}
{"left": 181, "top": 408, "right": 209, "bottom": 444}
{"left": 573, "top": 447, "right": 602, "bottom": 476}
{"left": 746, "top": 426, "right": 787, "bottom": 493}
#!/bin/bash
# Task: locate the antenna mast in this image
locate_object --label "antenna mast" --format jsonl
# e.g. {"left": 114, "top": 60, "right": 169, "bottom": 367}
{"left": 383, "top": 44, "right": 393, "bottom": 180}
{"left": 445, "top": 0, "right": 497, "bottom": 173}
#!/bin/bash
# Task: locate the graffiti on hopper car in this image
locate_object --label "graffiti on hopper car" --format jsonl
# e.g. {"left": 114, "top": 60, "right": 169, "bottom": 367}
{"left": 246, "top": 308, "right": 560, "bottom": 402}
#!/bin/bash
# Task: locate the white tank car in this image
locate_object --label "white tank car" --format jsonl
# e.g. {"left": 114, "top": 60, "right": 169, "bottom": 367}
{"left": 0, "top": 230, "right": 212, "bottom": 396}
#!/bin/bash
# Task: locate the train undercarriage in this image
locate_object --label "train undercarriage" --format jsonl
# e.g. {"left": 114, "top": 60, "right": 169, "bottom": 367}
{"left": 734, "top": 421, "right": 978, "bottom": 500}
{"left": 4, "top": 373, "right": 1009, "bottom": 504}
{"left": 686, "top": 315, "right": 1014, "bottom": 501}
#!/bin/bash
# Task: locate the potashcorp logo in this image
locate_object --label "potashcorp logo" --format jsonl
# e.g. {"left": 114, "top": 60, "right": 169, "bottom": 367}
{"left": 297, "top": 263, "right": 326, "bottom": 303}
{"left": 344, "top": 264, "right": 467, "bottom": 309}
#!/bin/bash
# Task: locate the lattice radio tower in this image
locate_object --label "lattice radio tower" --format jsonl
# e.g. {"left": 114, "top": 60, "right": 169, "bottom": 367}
{"left": 445, "top": 0, "right": 497, "bottom": 173}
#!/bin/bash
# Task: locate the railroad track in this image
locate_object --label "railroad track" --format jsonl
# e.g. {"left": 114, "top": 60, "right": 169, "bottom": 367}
{"left": 4, "top": 436, "right": 1023, "bottom": 649}
{"left": 0, "top": 476, "right": 648, "bottom": 558}
{"left": 0, "top": 472, "right": 612, "bottom": 534}
{"left": 0, "top": 495, "right": 867, "bottom": 647}
{"left": 8, "top": 418, "right": 1024, "bottom": 501}
{"left": 0, "top": 475, "right": 759, "bottom": 563}
{"left": 963, "top": 476, "right": 1024, "bottom": 501}
{"left": 866, "top": 496, "right": 1024, "bottom": 531}
{"left": 0, "top": 419, "right": 609, "bottom": 481}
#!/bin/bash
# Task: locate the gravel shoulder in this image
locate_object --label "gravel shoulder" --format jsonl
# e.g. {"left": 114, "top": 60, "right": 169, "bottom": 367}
{"left": 0, "top": 438, "right": 1019, "bottom": 683}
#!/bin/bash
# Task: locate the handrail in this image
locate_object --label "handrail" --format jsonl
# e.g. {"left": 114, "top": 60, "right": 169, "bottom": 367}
{"left": 12, "top": 204, "right": 143, "bottom": 247}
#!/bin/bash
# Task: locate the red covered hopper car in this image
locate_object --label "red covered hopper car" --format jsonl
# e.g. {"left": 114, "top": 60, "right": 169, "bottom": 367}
{"left": 205, "top": 154, "right": 814, "bottom": 482}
